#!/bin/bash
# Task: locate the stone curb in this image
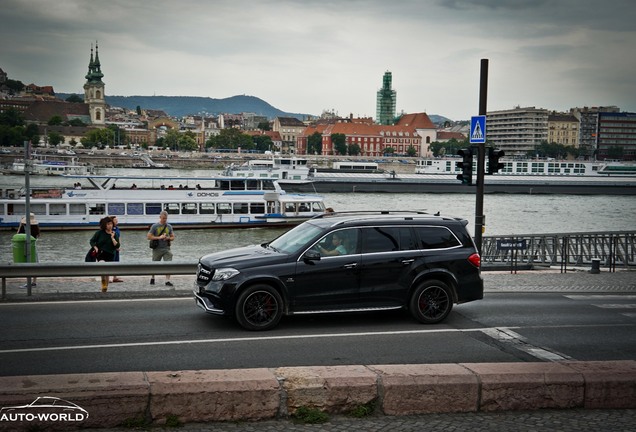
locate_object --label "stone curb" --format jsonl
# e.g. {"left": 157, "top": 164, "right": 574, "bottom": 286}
{"left": 1, "top": 361, "right": 634, "bottom": 430}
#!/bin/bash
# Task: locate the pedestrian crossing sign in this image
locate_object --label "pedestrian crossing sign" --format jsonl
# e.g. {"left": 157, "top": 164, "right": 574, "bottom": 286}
{"left": 470, "top": 116, "right": 486, "bottom": 144}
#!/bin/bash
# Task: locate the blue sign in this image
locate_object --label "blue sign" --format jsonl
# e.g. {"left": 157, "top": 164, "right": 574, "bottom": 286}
{"left": 470, "top": 116, "right": 486, "bottom": 144}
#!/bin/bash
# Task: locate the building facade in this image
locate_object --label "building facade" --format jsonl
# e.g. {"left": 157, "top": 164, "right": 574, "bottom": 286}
{"left": 272, "top": 116, "right": 306, "bottom": 153}
{"left": 486, "top": 107, "right": 549, "bottom": 155}
{"left": 547, "top": 113, "right": 579, "bottom": 147}
{"left": 596, "top": 111, "right": 636, "bottom": 160}
{"left": 571, "top": 106, "right": 620, "bottom": 159}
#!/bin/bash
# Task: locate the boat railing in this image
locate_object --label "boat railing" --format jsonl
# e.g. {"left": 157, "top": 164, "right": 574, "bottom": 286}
{"left": 481, "top": 231, "right": 636, "bottom": 270}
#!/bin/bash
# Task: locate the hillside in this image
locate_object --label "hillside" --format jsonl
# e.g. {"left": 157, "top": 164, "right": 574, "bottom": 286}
{"left": 55, "top": 93, "right": 456, "bottom": 123}
{"left": 55, "top": 94, "right": 309, "bottom": 119}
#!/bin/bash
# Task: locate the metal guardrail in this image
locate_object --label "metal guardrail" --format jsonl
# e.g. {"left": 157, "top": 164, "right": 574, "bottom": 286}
{"left": 482, "top": 231, "right": 636, "bottom": 271}
{"left": 0, "top": 261, "right": 197, "bottom": 299}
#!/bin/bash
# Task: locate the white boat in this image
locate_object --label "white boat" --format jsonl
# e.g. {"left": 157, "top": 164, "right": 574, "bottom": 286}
{"left": 224, "top": 156, "right": 311, "bottom": 181}
{"left": 6, "top": 157, "right": 94, "bottom": 176}
{"left": 415, "top": 158, "right": 636, "bottom": 177}
{"left": 0, "top": 175, "right": 326, "bottom": 231}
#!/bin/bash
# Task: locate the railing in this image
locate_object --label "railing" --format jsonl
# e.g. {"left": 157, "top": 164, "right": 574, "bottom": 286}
{"left": 482, "top": 231, "right": 636, "bottom": 270}
{"left": 0, "top": 261, "right": 197, "bottom": 299}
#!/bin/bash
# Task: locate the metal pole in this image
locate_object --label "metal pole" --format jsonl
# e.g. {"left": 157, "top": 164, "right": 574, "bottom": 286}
{"left": 23, "top": 140, "right": 33, "bottom": 296}
{"left": 474, "top": 59, "right": 488, "bottom": 254}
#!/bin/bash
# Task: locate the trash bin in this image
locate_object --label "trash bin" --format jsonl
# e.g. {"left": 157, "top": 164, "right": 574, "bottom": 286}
{"left": 12, "top": 233, "right": 37, "bottom": 263}
{"left": 590, "top": 258, "right": 601, "bottom": 274}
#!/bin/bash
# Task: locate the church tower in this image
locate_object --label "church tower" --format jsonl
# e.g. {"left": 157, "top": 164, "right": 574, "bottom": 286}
{"left": 83, "top": 42, "right": 106, "bottom": 125}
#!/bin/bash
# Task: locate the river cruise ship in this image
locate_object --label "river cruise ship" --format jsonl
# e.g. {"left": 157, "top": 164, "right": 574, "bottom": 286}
{"left": 415, "top": 158, "right": 636, "bottom": 177}
{"left": 0, "top": 175, "right": 326, "bottom": 231}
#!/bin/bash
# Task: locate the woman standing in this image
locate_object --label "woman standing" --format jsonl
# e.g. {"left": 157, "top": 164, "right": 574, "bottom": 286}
{"left": 90, "top": 216, "right": 120, "bottom": 293}
{"left": 17, "top": 213, "right": 40, "bottom": 288}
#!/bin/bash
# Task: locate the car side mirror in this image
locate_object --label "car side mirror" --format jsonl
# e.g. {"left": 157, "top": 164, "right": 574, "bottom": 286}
{"left": 303, "top": 250, "right": 321, "bottom": 262}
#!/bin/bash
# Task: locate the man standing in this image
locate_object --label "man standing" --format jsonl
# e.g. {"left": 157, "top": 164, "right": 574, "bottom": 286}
{"left": 147, "top": 211, "right": 176, "bottom": 286}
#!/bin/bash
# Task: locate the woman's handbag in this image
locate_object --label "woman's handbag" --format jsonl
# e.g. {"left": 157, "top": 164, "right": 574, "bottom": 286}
{"left": 85, "top": 248, "right": 98, "bottom": 262}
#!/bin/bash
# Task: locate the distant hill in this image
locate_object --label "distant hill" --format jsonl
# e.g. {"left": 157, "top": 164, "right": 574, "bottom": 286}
{"left": 55, "top": 93, "right": 456, "bottom": 123}
{"left": 55, "top": 94, "right": 310, "bottom": 119}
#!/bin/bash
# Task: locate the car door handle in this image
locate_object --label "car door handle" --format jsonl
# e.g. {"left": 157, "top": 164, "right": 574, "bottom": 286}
{"left": 343, "top": 263, "right": 358, "bottom": 269}
{"left": 401, "top": 259, "right": 415, "bottom": 265}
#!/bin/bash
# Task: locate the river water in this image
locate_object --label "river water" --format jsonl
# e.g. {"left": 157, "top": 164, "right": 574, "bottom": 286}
{"left": 1, "top": 169, "right": 635, "bottom": 263}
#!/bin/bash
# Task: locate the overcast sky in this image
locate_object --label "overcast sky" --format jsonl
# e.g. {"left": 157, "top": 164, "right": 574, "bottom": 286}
{"left": 2, "top": 0, "right": 635, "bottom": 120}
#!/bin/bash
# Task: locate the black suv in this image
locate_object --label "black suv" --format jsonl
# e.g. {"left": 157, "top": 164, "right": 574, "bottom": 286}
{"left": 194, "top": 211, "right": 483, "bottom": 330}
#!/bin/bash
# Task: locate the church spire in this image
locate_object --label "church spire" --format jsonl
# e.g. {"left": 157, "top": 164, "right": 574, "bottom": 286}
{"left": 85, "top": 41, "right": 103, "bottom": 83}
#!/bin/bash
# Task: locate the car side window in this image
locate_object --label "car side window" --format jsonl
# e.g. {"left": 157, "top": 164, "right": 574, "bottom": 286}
{"left": 361, "top": 227, "right": 416, "bottom": 253}
{"left": 415, "top": 226, "right": 461, "bottom": 249}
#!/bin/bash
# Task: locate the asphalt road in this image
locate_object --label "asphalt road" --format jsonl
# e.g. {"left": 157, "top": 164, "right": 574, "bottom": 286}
{"left": 1, "top": 290, "right": 635, "bottom": 376}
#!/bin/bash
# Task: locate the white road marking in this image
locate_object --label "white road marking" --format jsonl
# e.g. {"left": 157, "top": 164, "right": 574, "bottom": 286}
{"left": 0, "top": 327, "right": 513, "bottom": 354}
{"left": 480, "top": 327, "right": 572, "bottom": 362}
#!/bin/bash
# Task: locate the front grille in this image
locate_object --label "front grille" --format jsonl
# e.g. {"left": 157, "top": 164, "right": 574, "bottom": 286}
{"left": 196, "top": 263, "right": 214, "bottom": 284}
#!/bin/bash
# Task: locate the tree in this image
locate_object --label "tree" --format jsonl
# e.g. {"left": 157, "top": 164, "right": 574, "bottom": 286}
{"left": 406, "top": 145, "right": 418, "bottom": 157}
{"left": 257, "top": 121, "right": 271, "bottom": 131}
{"left": 4, "top": 79, "right": 24, "bottom": 94}
{"left": 24, "top": 124, "right": 40, "bottom": 145}
{"left": 384, "top": 146, "right": 396, "bottom": 156}
{"left": 82, "top": 128, "right": 115, "bottom": 148}
{"left": 348, "top": 143, "right": 361, "bottom": 156}
{"left": 206, "top": 128, "right": 253, "bottom": 150}
{"left": 0, "top": 108, "right": 24, "bottom": 127}
{"left": 65, "top": 94, "right": 83, "bottom": 103}
{"left": 48, "top": 131, "right": 65, "bottom": 146}
{"left": 253, "top": 135, "right": 274, "bottom": 152}
{"left": 331, "top": 133, "right": 347, "bottom": 155}
{"left": 48, "top": 115, "right": 64, "bottom": 126}
{"left": 307, "top": 132, "right": 322, "bottom": 155}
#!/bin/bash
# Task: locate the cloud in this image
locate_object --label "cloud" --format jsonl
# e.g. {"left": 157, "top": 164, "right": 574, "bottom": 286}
{"left": 1, "top": 0, "right": 635, "bottom": 120}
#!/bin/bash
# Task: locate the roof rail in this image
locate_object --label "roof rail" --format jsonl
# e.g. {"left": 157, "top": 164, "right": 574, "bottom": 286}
{"left": 311, "top": 210, "right": 433, "bottom": 220}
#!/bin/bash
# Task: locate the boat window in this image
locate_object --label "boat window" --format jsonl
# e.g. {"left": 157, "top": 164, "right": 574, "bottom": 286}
{"left": 165, "top": 203, "right": 180, "bottom": 215}
{"left": 199, "top": 203, "right": 216, "bottom": 214}
{"left": 246, "top": 180, "right": 259, "bottom": 190}
{"left": 70, "top": 204, "right": 86, "bottom": 215}
{"left": 250, "top": 202, "right": 265, "bottom": 214}
{"left": 49, "top": 203, "right": 66, "bottom": 215}
{"left": 88, "top": 203, "right": 106, "bottom": 215}
{"left": 145, "top": 203, "right": 162, "bottom": 215}
{"left": 285, "top": 203, "right": 296, "bottom": 213}
{"left": 312, "top": 202, "right": 324, "bottom": 212}
{"left": 262, "top": 180, "right": 276, "bottom": 190}
{"left": 182, "top": 203, "right": 197, "bottom": 214}
{"left": 127, "top": 203, "right": 144, "bottom": 215}
{"left": 0, "top": 204, "right": 4, "bottom": 215}
{"left": 108, "top": 203, "right": 125, "bottom": 215}
{"left": 298, "top": 202, "right": 310, "bottom": 212}
{"left": 231, "top": 180, "right": 246, "bottom": 190}
{"left": 233, "top": 203, "right": 249, "bottom": 214}
{"left": 28, "top": 204, "right": 46, "bottom": 215}
{"left": 217, "top": 203, "right": 231, "bottom": 214}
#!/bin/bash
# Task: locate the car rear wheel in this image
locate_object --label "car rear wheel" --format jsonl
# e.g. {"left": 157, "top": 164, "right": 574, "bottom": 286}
{"left": 409, "top": 280, "right": 453, "bottom": 324}
{"left": 235, "top": 285, "right": 283, "bottom": 331}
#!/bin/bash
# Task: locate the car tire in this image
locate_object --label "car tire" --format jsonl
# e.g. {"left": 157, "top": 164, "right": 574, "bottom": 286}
{"left": 235, "top": 285, "right": 284, "bottom": 331}
{"left": 409, "top": 280, "right": 453, "bottom": 324}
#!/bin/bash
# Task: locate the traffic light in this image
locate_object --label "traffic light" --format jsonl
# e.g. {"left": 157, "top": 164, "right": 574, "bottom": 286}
{"left": 487, "top": 147, "right": 505, "bottom": 174}
{"left": 456, "top": 148, "right": 473, "bottom": 185}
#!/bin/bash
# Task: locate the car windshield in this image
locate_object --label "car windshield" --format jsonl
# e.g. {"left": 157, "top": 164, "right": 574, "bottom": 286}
{"left": 268, "top": 222, "right": 324, "bottom": 254}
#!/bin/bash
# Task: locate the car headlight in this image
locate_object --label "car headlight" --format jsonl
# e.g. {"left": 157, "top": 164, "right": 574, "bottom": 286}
{"left": 212, "top": 267, "right": 240, "bottom": 281}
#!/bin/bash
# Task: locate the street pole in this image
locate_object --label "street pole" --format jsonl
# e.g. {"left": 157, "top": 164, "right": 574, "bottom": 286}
{"left": 23, "top": 140, "right": 33, "bottom": 296}
{"left": 474, "top": 59, "right": 488, "bottom": 254}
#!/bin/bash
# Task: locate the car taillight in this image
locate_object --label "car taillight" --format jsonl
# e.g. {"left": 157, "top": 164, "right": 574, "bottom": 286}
{"left": 468, "top": 253, "right": 481, "bottom": 268}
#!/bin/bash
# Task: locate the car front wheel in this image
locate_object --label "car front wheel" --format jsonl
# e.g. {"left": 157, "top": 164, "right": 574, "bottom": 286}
{"left": 409, "top": 280, "right": 453, "bottom": 324}
{"left": 235, "top": 285, "right": 284, "bottom": 331}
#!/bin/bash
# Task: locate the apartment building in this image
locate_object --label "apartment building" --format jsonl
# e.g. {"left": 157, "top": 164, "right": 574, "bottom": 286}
{"left": 272, "top": 116, "right": 306, "bottom": 153}
{"left": 486, "top": 107, "right": 549, "bottom": 155}
{"left": 571, "top": 106, "right": 620, "bottom": 158}
{"left": 596, "top": 111, "right": 636, "bottom": 160}
{"left": 547, "top": 113, "right": 579, "bottom": 147}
